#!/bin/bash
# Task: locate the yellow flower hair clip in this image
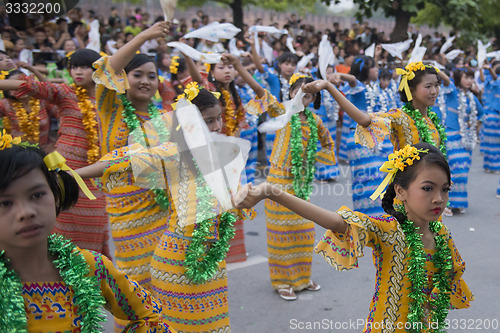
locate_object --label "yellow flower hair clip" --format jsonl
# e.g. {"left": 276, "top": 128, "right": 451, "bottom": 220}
{"left": 396, "top": 61, "right": 440, "bottom": 101}
{"left": 0, "top": 70, "right": 11, "bottom": 80}
{"left": 289, "top": 73, "right": 308, "bottom": 86}
{"left": 171, "top": 82, "right": 221, "bottom": 110}
{"left": 170, "top": 56, "right": 180, "bottom": 75}
{"left": 204, "top": 63, "right": 211, "bottom": 73}
{"left": 0, "top": 129, "right": 21, "bottom": 150}
{"left": 370, "top": 145, "right": 429, "bottom": 200}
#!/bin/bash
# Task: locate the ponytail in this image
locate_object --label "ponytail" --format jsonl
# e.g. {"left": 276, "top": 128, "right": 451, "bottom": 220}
{"left": 381, "top": 183, "right": 406, "bottom": 224}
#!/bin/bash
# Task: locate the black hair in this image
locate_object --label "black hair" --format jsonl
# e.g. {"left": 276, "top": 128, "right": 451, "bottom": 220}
{"left": 191, "top": 87, "right": 220, "bottom": 112}
{"left": 68, "top": 48, "right": 100, "bottom": 69}
{"left": 399, "top": 65, "right": 440, "bottom": 104}
{"left": 289, "top": 76, "right": 321, "bottom": 110}
{"left": 452, "top": 67, "right": 474, "bottom": 90}
{"left": 0, "top": 50, "right": 8, "bottom": 56}
{"left": 169, "top": 57, "right": 187, "bottom": 96}
{"left": 124, "top": 53, "right": 157, "bottom": 74}
{"left": 349, "top": 55, "right": 375, "bottom": 82}
{"left": 316, "top": 64, "right": 335, "bottom": 80}
{"left": 0, "top": 146, "right": 79, "bottom": 216}
{"left": 275, "top": 52, "right": 299, "bottom": 70}
{"left": 381, "top": 142, "right": 451, "bottom": 224}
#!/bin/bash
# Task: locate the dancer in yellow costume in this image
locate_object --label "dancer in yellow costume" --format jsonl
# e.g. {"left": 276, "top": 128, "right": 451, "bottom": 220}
{"left": 234, "top": 142, "right": 473, "bottom": 333}
{"left": 0, "top": 135, "right": 176, "bottom": 333}
{"left": 264, "top": 75, "right": 343, "bottom": 301}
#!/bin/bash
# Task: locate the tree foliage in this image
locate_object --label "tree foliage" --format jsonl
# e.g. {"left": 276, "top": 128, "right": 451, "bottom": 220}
{"left": 325, "top": 0, "right": 479, "bottom": 42}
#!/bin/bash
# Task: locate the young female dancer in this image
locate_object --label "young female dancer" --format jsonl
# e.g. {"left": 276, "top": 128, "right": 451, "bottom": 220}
{"left": 235, "top": 142, "right": 473, "bottom": 332}
{"left": 0, "top": 135, "right": 175, "bottom": 332}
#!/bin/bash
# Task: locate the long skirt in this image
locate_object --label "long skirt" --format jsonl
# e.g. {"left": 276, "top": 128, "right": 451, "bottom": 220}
{"left": 240, "top": 120, "right": 259, "bottom": 184}
{"left": 347, "top": 131, "right": 385, "bottom": 216}
{"left": 446, "top": 130, "right": 472, "bottom": 209}
{"left": 53, "top": 179, "right": 110, "bottom": 257}
{"left": 151, "top": 230, "right": 230, "bottom": 333}
{"left": 265, "top": 169, "right": 315, "bottom": 291}
{"left": 482, "top": 111, "right": 500, "bottom": 172}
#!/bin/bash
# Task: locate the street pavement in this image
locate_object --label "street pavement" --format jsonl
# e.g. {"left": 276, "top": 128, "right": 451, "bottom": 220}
{"left": 104, "top": 147, "right": 500, "bottom": 332}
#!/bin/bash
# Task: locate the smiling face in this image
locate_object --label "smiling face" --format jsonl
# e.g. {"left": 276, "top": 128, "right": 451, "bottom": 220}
{"left": 395, "top": 163, "right": 450, "bottom": 226}
{"left": 0, "top": 169, "right": 56, "bottom": 254}
{"left": 410, "top": 73, "right": 440, "bottom": 109}
{"left": 126, "top": 62, "right": 159, "bottom": 103}
{"left": 278, "top": 60, "right": 297, "bottom": 79}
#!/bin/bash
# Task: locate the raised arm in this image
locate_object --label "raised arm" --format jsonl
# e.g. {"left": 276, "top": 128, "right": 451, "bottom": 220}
{"left": 222, "top": 53, "right": 265, "bottom": 98}
{"left": 16, "top": 61, "right": 48, "bottom": 82}
{"left": 181, "top": 50, "right": 204, "bottom": 85}
{"left": 438, "top": 69, "right": 451, "bottom": 87}
{"left": 303, "top": 80, "right": 372, "bottom": 127}
{"left": 109, "top": 21, "right": 169, "bottom": 74}
{"left": 244, "top": 33, "right": 265, "bottom": 74}
{"left": 234, "top": 182, "right": 347, "bottom": 233}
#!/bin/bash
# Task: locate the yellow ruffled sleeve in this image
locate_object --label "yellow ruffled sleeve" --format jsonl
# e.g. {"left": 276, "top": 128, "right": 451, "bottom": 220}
{"left": 315, "top": 206, "right": 386, "bottom": 270}
{"left": 355, "top": 112, "right": 392, "bottom": 149}
{"left": 92, "top": 56, "right": 130, "bottom": 94}
{"left": 245, "top": 89, "right": 285, "bottom": 118}
{"left": 81, "top": 249, "right": 177, "bottom": 332}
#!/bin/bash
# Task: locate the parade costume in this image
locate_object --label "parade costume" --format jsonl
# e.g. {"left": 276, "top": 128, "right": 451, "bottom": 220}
{"left": 92, "top": 56, "right": 170, "bottom": 291}
{"left": 0, "top": 93, "right": 56, "bottom": 152}
{"left": 481, "top": 74, "right": 500, "bottom": 173}
{"left": 442, "top": 83, "right": 484, "bottom": 209}
{"left": 0, "top": 235, "right": 175, "bottom": 333}
{"left": 13, "top": 76, "right": 109, "bottom": 257}
{"left": 266, "top": 104, "right": 336, "bottom": 292}
{"left": 344, "top": 80, "right": 386, "bottom": 216}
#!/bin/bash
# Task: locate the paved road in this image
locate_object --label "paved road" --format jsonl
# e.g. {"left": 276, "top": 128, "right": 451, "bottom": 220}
{"left": 104, "top": 148, "right": 500, "bottom": 332}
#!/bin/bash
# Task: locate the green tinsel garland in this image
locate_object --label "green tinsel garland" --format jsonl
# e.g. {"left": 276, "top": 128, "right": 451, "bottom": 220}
{"left": 400, "top": 216, "right": 453, "bottom": 333}
{"left": 290, "top": 108, "right": 318, "bottom": 200}
{"left": 402, "top": 103, "right": 447, "bottom": 158}
{"left": 0, "top": 234, "right": 106, "bottom": 332}
{"left": 119, "top": 94, "right": 170, "bottom": 210}
{"left": 184, "top": 169, "right": 236, "bottom": 284}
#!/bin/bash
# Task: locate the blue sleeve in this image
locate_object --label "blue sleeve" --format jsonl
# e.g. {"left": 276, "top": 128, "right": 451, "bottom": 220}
{"left": 474, "top": 95, "right": 484, "bottom": 121}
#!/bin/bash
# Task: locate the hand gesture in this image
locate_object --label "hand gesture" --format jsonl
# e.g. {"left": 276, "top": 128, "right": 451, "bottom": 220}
{"left": 140, "top": 21, "right": 169, "bottom": 41}
{"left": 244, "top": 33, "right": 254, "bottom": 46}
{"left": 232, "top": 183, "right": 268, "bottom": 209}
{"left": 327, "top": 72, "right": 341, "bottom": 85}
{"left": 302, "top": 80, "right": 329, "bottom": 94}
{"left": 15, "top": 60, "right": 31, "bottom": 70}
{"left": 221, "top": 53, "right": 240, "bottom": 66}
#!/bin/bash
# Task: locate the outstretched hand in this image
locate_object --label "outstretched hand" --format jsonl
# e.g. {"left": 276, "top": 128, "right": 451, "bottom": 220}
{"left": 302, "top": 80, "right": 329, "bottom": 94}
{"left": 140, "top": 21, "right": 170, "bottom": 41}
{"left": 232, "top": 183, "right": 268, "bottom": 209}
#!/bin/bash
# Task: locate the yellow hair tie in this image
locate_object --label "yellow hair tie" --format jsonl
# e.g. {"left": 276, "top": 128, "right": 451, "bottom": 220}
{"left": 171, "top": 82, "right": 220, "bottom": 110}
{"left": 43, "top": 151, "right": 96, "bottom": 200}
{"left": 396, "top": 68, "right": 415, "bottom": 101}
{"left": 370, "top": 145, "right": 428, "bottom": 201}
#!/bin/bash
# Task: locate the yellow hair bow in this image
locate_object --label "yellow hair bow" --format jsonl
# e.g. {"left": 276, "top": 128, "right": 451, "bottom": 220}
{"left": 396, "top": 68, "right": 415, "bottom": 102}
{"left": 171, "top": 82, "right": 220, "bottom": 110}
{"left": 0, "top": 129, "right": 21, "bottom": 150}
{"left": 43, "top": 151, "right": 96, "bottom": 200}
{"left": 370, "top": 145, "right": 427, "bottom": 201}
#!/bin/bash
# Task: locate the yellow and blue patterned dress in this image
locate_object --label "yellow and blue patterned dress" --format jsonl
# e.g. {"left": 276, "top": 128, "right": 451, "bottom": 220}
{"left": 22, "top": 248, "right": 176, "bottom": 332}
{"left": 315, "top": 206, "right": 474, "bottom": 333}
{"left": 266, "top": 110, "right": 336, "bottom": 291}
